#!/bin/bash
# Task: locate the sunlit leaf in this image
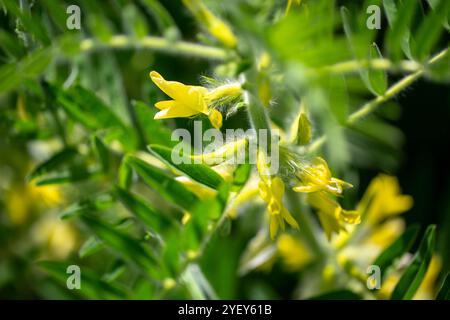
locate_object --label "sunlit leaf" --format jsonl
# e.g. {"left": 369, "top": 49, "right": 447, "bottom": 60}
{"left": 79, "top": 236, "right": 104, "bottom": 258}
{"left": 114, "top": 186, "right": 174, "bottom": 233}
{"left": 148, "top": 144, "right": 225, "bottom": 190}
{"left": 81, "top": 214, "right": 158, "bottom": 276}
{"left": 126, "top": 155, "right": 199, "bottom": 210}
{"left": 373, "top": 224, "right": 420, "bottom": 279}
{"left": 391, "top": 225, "right": 436, "bottom": 300}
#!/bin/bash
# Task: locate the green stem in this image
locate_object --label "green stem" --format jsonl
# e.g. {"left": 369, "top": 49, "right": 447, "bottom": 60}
{"left": 313, "top": 58, "right": 421, "bottom": 76}
{"left": 79, "top": 35, "right": 228, "bottom": 61}
{"left": 306, "top": 48, "right": 449, "bottom": 153}
{"left": 246, "top": 93, "right": 272, "bottom": 135}
{"left": 347, "top": 48, "right": 449, "bottom": 125}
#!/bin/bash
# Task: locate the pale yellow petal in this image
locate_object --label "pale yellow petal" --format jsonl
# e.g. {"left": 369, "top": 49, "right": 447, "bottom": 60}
{"left": 269, "top": 215, "right": 279, "bottom": 239}
{"left": 154, "top": 104, "right": 200, "bottom": 119}
{"left": 281, "top": 207, "right": 299, "bottom": 229}
{"left": 155, "top": 100, "right": 175, "bottom": 110}
{"left": 150, "top": 71, "right": 190, "bottom": 100}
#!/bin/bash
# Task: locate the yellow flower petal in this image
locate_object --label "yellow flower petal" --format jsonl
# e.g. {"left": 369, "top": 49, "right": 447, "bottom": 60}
{"left": 269, "top": 215, "right": 279, "bottom": 239}
{"left": 150, "top": 71, "right": 191, "bottom": 101}
{"left": 281, "top": 207, "right": 299, "bottom": 229}
{"left": 154, "top": 103, "right": 200, "bottom": 119}
{"left": 154, "top": 100, "right": 175, "bottom": 110}
{"left": 208, "top": 109, "right": 223, "bottom": 129}
{"left": 271, "top": 176, "right": 285, "bottom": 200}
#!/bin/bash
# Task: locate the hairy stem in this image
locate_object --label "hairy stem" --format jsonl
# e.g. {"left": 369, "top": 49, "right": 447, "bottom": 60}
{"left": 347, "top": 48, "right": 449, "bottom": 125}
{"left": 313, "top": 58, "right": 422, "bottom": 76}
{"left": 79, "top": 35, "right": 228, "bottom": 61}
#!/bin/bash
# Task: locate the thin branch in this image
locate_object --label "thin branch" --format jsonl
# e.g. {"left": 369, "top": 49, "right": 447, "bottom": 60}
{"left": 347, "top": 48, "right": 449, "bottom": 125}
{"left": 313, "top": 58, "right": 422, "bottom": 76}
{"left": 307, "top": 48, "right": 449, "bottom": 152}
{"left": 79, "top": 35, "right": 229, "bottom": 61}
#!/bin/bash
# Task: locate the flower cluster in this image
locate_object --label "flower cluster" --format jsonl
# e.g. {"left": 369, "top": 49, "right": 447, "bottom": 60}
{"left": 291, "top": 156, "right": 360, "bottom": 239}
{"left": 150, "top": 71, "right": 241, "bottom": 129}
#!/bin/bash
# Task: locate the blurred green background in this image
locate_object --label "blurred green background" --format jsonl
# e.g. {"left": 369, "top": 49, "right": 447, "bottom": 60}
{"left": 0, "top": 0, "right": 449, "bottom": 299}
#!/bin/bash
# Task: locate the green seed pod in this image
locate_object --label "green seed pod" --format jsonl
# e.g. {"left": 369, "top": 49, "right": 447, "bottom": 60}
{"left": 297, "top": 112, "right": 312, "bottom": 145}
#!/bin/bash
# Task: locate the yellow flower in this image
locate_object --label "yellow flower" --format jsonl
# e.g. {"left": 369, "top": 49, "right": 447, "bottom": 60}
{"left": 32, "top": 215, "right": 77, "bottom": 259}
{"left": 259, "top": 177, "right": 299, "bottom": 239}
{"left": 163, "top": 278, "right": 177, "bottom": 290}
{"left": 256, "top": 150, "right": 299, "bottom": 239}
{"left": 150, "top": 71, "right": 241, "bottom": 129}
{"left": 175, "top": 176, "right": 217, "bottom": 199}
{"left": 226, "top": 181, "right": 259, "bottom": 219}
{"left": 208, "top": 109, "right": 222, "bottom": 129}
{"left": 293, "top": 157, "right": 352, "bottom": 195}
{"left": 182, "top": 0, "right": 237, "bottom": 48}
{"left": 358, "top": 174, "right": 413, "bottom": 225}
{"left": 307, "top": 192, "right": 360, "bottom": 240}
{"left": 150, "top": 71, "right": 208, "bottom": 119}
{"left": 6, "top": 183, "right": 63, "bottom": 225}
{"left": 364, "top": 218, "right": 405, "bottom": 248}
{"left": 277, "top": 234, "right": 312, "bottom": 271}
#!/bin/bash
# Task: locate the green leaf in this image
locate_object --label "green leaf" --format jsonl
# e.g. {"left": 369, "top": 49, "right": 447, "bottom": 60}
{"left": 27, "top": 147, "right": 78, "bottom": 181}
{"left": 113, "top": 186, "right": 173, "bottom": 233}
{"left": 41, "top": 0, "right": 69, "bottom": 31}
{"left": 126, "top": 155, "right": 199, "bottom": 211}
{"left": 373, "top": 224, "right": 420, "bottom": 278}
{"left": 341, "top": 7, "right": 374, "bottom": 95}
{"left": 385, "top": 0, "right": 417, "bottom": 60}
{"left": 133, "top": 101, "right": 177, "bottom": 147}
{"left": 0, "top": 48, "right": 53, "bottom": 94}
{"left": 49, "top": 84, "right": 135, "bottom": 148}
{"left": 391, "top": 225, "right": 436, "bottom": 300}
{"left": 148, "top": 144, "right": 225, "bottom": 190}
{"left": 181, "top": 264, "right": 218, "bottom": 300}
{"left": 368, "top": 43, "right": 388, "bottom": 95}
{"left": 81, "top": 214, "right": 157, "bottom": 275}
{"left": 38, "top": 261, "right": 126, "bottom": 299}
{"left": 140, "top": 0, "right": 180, "bottom": 39}
{"left": 118, "top": 157, "right": 133, "bottom": 189}
{"left": 88, "top": 14, "right": 114, "bottom": 42}
{"left": 60, "top": 194, "right": 115, "bottom": 220}
{"left": 122, "top": 4, "right": 149, "bottom": 39}
{"left": 91, "top": 135, "right": 110, "bottom": 172}
{"left": 102, "top": 262, "right": 127, "bottom": 283}
{"left": 231, "top": 163, "right": 252, "bottom": 192}
{"left": 411, "top": 0, "right": 450, "bottom": 61}
{"left": 79, "top": 236, "right": 104, "bottom": 258}
{"left": 436, "top": 273, "right": 450, "bottom": 300}
{"left": 183, "top": 184, "right": 229, "bottom": 251}
{"left": 383, "top": 0, "right": 397, "bottom": 26}
{"left": 34, "top": 169, "right": 99, "bottom": 186}
{"left": 0, "top": 30, "right": 25, "bottom": 58}
{"left": 2, "top": 0, "right": 51, "bottom": 45}
{"left": 327, "top": 74, "right": 349, "bottom": 122}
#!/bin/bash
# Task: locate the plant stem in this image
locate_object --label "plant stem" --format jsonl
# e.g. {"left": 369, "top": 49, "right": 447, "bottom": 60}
{"left": 347, "top": 48, "right": 449, "bottom": 125}
{"left": 79, "top": 35, "right": 228, "bottom": 61}
{"left": 313, "top": 58, "right": 421, "bottom": 76}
